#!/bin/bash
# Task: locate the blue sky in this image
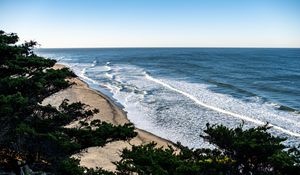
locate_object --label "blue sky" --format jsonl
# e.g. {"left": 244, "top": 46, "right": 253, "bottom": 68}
{"left": 0, "top": 0, "right": 299, "bottom": 48}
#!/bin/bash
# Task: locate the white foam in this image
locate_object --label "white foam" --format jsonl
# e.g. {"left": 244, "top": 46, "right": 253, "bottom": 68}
{"left": 91, "top": 60, "right": 97, "bottom": 67}
{"left": 55, "top": 56, "right": 65, "bottom": 61}
{"left": 104, "top": 65, "right": 112, "bottom": 71}
{"left": 52, "top": 62, "right": 300, "bottom": 147}
{"left": 105, "top": 73, "right": 114, "bottom": 79}
{"left": 59, "top": 61, "right": 100, "bottom": 86}
{"left": 145, "top": 73, "right": 300, "bottom": 137}
{"left": 78, "top": 68, "right": 99, "bottom": 85}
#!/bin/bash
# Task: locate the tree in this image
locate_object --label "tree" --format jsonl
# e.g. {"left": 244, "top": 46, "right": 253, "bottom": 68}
{"left": 202, "top": 123, "right": 300, "bottom": 175}
{"left": 0, "top": 30, "right": 137, "bottom": 174}
{"left": 115, "top": 124, "right": 300, "bottom": 175}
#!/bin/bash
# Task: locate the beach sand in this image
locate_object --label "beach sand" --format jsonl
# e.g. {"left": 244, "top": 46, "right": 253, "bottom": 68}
{"left": 42, "top": 64, "right": 175, "bottom": 171}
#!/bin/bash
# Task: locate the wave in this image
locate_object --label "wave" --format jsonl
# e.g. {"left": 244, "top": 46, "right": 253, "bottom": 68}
{"left": 207, "top": 79, "right": 258, "bottom": 97}
{"left": 104, "top": 62, "right": 112, "bottom": 71}
{"left": 53, "top": 61, "right": 300, "bottom": 146}
{"left": 278, "top": 105, "right": 300, "bottom": 113}
{"left": 105, "top": 65, "right": 112, "bottom": 71}
{"left": 208, "top": 79, "right": 300, "bottom": 114}
{"left": 53, "top": 62, "right": 300, "bottom": 147}
{"left": 55, "top": 56, "right": 65, "bottom": 61}
{"left": 269, "top": 103, "right": 300, "bottom": 114}
{"left": 61, "top": 61, "right": 101, "bottom": 86}
{"left": 144, "top": 72, "right": 300, "bottom": 137}
{"left": 79, "top": 69, "right": 99, "bottom": 85}
{"left": 35, "top": 48, "right": 300, "bottom": 148}
{"left": 91, "top": 60, "right": 97, "bottom": 67}
{"left": 105, "top": 72, "right": 114, "bottom": 79}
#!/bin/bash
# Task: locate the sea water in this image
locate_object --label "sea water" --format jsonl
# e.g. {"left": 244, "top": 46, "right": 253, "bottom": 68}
{"left": 36, "top": 48, "right": 300, "bottom": 148}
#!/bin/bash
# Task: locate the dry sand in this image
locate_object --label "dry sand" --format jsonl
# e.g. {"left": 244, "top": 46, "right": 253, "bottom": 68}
{"left": 42, "top": 64, "right": 175, "bottom": 172}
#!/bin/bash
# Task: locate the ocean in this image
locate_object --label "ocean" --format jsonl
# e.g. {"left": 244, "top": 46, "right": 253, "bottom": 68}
{"left": 36, "top": 48, "right": 300, "bottom": 148}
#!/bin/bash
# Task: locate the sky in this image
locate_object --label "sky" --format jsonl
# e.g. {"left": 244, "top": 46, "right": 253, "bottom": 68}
{"left": 0, "top": 0, "right": 299, "bottom": 48}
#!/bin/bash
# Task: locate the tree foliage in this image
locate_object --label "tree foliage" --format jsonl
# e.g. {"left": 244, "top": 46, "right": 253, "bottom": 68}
{"left": 1, "top": 30, "right": 299, "bottom": 175}
{"left": 0, "top": 30, "right": 137, "bottom": 174}
{"left": 114, "top": 124, "right": 300, "bottom": 175}
{"left": 202, "top": 123, "right": 300, "bottom": 175}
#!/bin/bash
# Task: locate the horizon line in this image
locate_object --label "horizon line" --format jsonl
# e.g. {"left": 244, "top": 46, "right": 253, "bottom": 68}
{"left": 36, "top": 46, "right": 300, "bottom": 49}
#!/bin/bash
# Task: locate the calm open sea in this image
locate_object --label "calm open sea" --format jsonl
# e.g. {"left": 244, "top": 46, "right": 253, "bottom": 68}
{"left": 36, "top": 48, "right": 300, "bottom": 148}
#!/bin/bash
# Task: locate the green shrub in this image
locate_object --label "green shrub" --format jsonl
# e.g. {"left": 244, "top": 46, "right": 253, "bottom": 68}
{"left": 0, "top": 30, "right": 137, "bottom": 174}
{"left": 115, "top": 124, "right": 300, "bottom": 175}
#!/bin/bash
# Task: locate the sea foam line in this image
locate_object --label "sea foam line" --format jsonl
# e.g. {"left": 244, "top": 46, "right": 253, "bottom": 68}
{"left": 145, "top": 73, "right": 300, "bottom": 137}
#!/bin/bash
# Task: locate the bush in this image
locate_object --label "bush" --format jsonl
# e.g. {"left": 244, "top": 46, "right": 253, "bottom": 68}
{"left": 0, "top": 30, "right": 137, "bottom": 174}
{"left": 115, "top": 124, "right": 300, "bottom": 175}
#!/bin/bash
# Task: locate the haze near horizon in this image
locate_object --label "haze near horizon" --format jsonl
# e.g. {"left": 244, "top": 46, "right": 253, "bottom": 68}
{"left": 0, "top": 0, "right": 299, "bottom": 48}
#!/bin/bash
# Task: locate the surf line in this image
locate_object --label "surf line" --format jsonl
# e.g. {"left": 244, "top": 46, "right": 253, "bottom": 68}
{"left": 145, "top": 73, "right": 300, "bottom": 137}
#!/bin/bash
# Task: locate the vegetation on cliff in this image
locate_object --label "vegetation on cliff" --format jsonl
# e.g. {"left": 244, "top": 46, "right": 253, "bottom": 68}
{"left": 0, "top": 30, "right": 136, "bottom": 174}
{"left": 115, "top": 124, "right": 300, "bottom": 175}
{"left": 0, "top": 30, "right": 299, "bottom": 175}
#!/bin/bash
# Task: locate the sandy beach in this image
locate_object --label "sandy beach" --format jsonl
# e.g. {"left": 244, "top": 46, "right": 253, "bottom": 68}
{"left": 42, "top": 64, "right": 174, "bottom": 171}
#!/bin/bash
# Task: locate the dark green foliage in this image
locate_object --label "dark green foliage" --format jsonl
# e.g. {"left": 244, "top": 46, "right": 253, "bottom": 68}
{"left": 0, "top": 30, "right": 136, "bottom": 174}
{"left": 58, "top": 158, "right": 86, "bottom": 175}
{"left": 0, "top": 30, "right": 18, "bottom": 44}
{"left": 31, "top": 100, "right": 99, "bottom": 133}
{"left": 0, "top": 93, "right": 28, "bottom": 117}
{"left": 2, "top": 30, "right": 299, "bottom": 175}
{"left": 58, "top": 158, "right": 115, "bottom": 175}
{"left": 59, "top": 99, "right": 99, "bottom": 123}
{"left": 115, "top": 142, "right": 234, "bottom": 175}
{"left": 115, "top": 124, "right": 300, "bottom": 175}
{"left": 85, "top": 168, "right": 116, "bottom": 175}
{"left": 8, "top": 67, "right": 75, "bottom": 102}
{"left": 0, "top": 93, "right": 29, "bottom": 143}
{"left": 3, "top": 98, "right": 137, "bottom": 173}
{"left": 202, "top": 123, "right": 300, "bottom": 175}
{"left": 116, "top": 143, "right": 179, "bottom": 175}
{"left": 64, "top": 121, "right": 137, "bottom": 148}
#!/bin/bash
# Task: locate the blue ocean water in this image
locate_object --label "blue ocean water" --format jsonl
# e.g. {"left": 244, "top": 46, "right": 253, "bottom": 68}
{"left": 36, "top": 48, "right": 300, "bottom": 148}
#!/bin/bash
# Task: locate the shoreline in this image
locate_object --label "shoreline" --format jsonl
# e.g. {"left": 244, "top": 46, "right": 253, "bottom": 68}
{"left": 42, "top": 64, "right": 176, "bottom": 171}
{"left": 76, "top": 72, "right": 176, "bottom": 146}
